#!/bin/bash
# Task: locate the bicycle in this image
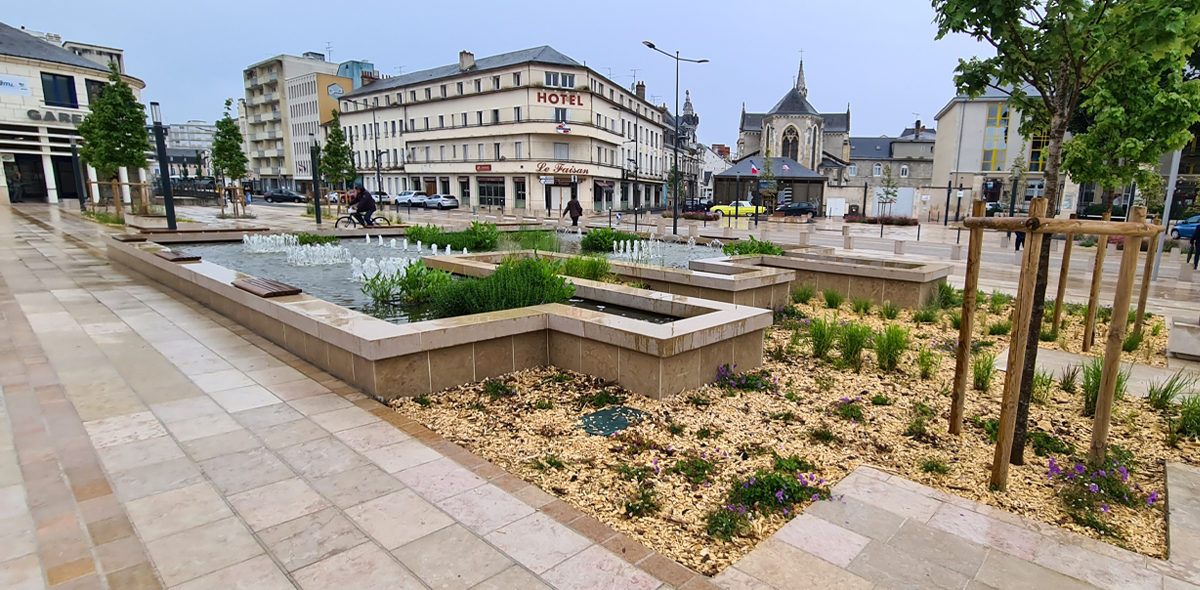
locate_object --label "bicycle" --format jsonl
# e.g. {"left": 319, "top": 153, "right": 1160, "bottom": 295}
{"left": 334, "top": 209, "right": 392, "bottom": 228}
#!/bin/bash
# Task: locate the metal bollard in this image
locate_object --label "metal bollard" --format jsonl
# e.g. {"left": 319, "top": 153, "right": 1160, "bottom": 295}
{"left": 844, "top": 235, "right": 854, "bottom": 250}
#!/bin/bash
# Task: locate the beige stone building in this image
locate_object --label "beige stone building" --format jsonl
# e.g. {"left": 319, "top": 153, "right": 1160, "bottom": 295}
{"left": 338, "top": 46, "right": 668, "bottom": 213}
{"left": 286, "top": 71, "right": 353, "bottom": 193}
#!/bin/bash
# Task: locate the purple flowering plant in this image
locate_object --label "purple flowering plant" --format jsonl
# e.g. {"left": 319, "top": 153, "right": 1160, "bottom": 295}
{"left": 1047, "top": 450, "right": 1157, "bottom": 536}
{"left": 715, "top": 364, "right": 779, "bottom": 395}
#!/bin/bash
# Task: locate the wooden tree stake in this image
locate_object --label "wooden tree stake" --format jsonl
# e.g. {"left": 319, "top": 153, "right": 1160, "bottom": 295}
{"left": 990, "top": 197, "right": 1047, "bottom": 490}
{"left": 1082, "top": 211, "right": 1111, "bottom": 351}
{"left": 1133, "top": 216, "right": 1158, "bottom": 337}
{"left": 1089, "top": 207, "right": 1147, "bottom": 464}
{"left": 950, "top": 200, "right": 986, "bottom": 435}
{"left": 1051, "top": 214, "right": 1076, "bottom": 334}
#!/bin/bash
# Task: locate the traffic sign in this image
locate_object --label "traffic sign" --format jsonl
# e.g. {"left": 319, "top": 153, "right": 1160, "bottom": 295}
{"left": 539, "top": 176, "right": 553, "bottom": 185}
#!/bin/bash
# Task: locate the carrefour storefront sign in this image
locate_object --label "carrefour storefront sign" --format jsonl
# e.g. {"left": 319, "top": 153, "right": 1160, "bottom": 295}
{"left": 27, "top": 110, "right": 83, "bottom": 124}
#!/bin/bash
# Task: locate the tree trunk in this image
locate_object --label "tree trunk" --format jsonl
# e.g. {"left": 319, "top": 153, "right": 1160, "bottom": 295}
{"left": 110, "top": 179, "right": 125, "bottom": 222}
{"left": 1009, "top": 112, "right": 1069, "bottom": 466}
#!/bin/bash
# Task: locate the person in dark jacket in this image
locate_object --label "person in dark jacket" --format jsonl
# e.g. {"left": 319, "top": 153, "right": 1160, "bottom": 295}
{"left": 348, "top": 183, "right": 376, "bottom": 227}
{"left": 1191, "top": 226, "right": 1199, "bottom": 270}
{"left": 563, "top": 195, "right": 583, "bottom": 226}
{"left": 1014, "top": 230, "right": 1026, "bottom": 251}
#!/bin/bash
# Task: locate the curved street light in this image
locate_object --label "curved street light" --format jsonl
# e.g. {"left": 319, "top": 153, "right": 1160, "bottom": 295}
{"left": 642, "top": 41, "right": 708, "bottom": 235}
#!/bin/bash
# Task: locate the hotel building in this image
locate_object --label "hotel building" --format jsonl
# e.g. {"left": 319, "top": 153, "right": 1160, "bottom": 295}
{"left": 338, "top": 46, "right": 668, "bottom": 213}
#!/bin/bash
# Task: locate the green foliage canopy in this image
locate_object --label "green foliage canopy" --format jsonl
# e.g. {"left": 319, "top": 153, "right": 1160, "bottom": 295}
{"left": 77, "top": 62, "right": 150, "bottom": 180}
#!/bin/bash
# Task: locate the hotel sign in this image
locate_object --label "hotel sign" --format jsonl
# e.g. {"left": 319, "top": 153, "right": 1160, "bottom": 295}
{"left": 475, "top": 164, "right": 492, "bottom": 171}
{"left": 535, "top": 162, "right": 589, "bottom": 175}
{"left": 535, "top": 91, "right": 586, "bottom": 107}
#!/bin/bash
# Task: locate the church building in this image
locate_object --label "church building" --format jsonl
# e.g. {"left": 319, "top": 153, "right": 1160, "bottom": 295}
{"left": 736, "top": 61, "right": 850, "bottom": 181}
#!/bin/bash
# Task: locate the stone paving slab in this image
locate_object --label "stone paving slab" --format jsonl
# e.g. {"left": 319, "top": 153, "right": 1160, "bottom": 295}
{"left": 996, "top": 346, "right": 1200, "bottom": 398}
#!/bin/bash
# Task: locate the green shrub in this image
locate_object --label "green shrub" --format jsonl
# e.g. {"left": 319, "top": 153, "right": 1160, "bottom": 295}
{"left": 1028, "top": 431, "right": 1074, "bottom": 457}
{"left": 988, "top": 319, "right": 1013, "bottom": 336}
{"left": 972, "top": 352, "right": 996, "bottom": 391}
{"left": 936, "top": 282, "right": 961, "bottom": 309}
{"left": 624, "top": 486, "right": 660, "bottom": 517}
{"left": 916, "top": 347, "right": 939, "bottom": 380}
{"left": 614, "top": 462, "right": 651, "bottom": 482}
{"left": 1177, "top": 395, "right": 1200, "bottom": 438}
{"left": 809, "top": 427, "right": 840, "bottom": 444}
{"left": 912, "top": 304, "right": 940, "bottom": 324}
{"left": 1039, "top": 328, "right": 1059, "bottom": 342}
{"left": 295, "top": 232, "right": 339, "bottom": 245}
{"left": 560, "top": 255, "right": 611, "bottom": 281}
{"left": 845, "top": 297, "right": 872, "bottom": 315}
{"left": 822, "top": 289, "right": 845, "bottom": 309}
{"left": 484, "top": 379, "right": 513, "bottom": 400}
{"left": 1097, "top": 306, "right": 1113, "bottom": 324}
{"left": 431, "top": 257, "right": 574, "bottom": 318}
{"left": 705, "top": 507, "right": 751, "bottom": 540}
{"left": 773, "top": 454, "right": 815, "bottom": 473}
{"left": 1147, "top": 370, "right": 1198, "bottom": 411}
{"left": 581, "top": 227, "right": 639, "bottom": 253}
{"left": 835, "top": 398, "right": 864, "bottom": 421}
{"left": 580, "top": 388, "right": 625, "bottom": 408}
{"left": 880, "top": 300, "right": 899, "bottom": 320}
{"left": 534, "top": 398, "right": 554, "bottom": 410}
{"left": 1152, "top": 322, "right": 1163, "bottom": 337}
{"left": 361, "top": 260, "right": 452, "bottom": 304}
{"left": 837, "top": 322, "right": 874, "bottom": 371}
{"left": 529, "top": 454, "right": 566, "bottom": 471}
{"left": 1122, "top": 331, "right": 1143, "bottom": 352}
{"left": 1060, "top": 364, "right": 1080, "bottom": 394}
{"left": 1081, "top": 356, "right": 1130, "bottom": 417}
{"left": 970, "top": 415, "right": 1000, "bottom": 442}
{"left": 988, "top": 290, "right": 1012, "bottom": 315}
{"left": 500, "top": 230, "right": 559, "bottom": 251}
{"left": 405, "top": 223, "right": 445, "bottom": 244}
{"left": 808, "top": 317, "right": 837, "bottom": 359}
{"left": 725, "top": 469, "right": 829, "bottom": 516}
{"left": 949, "top": 309, "right": 963, "bottom": 330}
{"left": 462, "top": 221, "right": 500, "bottom": 250}
{"left": 1032, "top": 370, "right": 1055, "bottom": 404}
{"left": 870, "top": 393, "right": 893, "bottom": 405}
{"left": 874, "top": 324, "right": 909, "bottom": 372}
{"left": 723, "top": 235, "right": 784, "bottom": 256}
{"left": 920, "top": 458, "right": 950, "bottom": 474}
{"left": 670, "top": 457, "right": 717, "bottom": 484}
{"left": 715, "top": 364, "right": 779, "bottom": 394}
{"left": 792, "top": 284, "right": 815, "bottom": 304}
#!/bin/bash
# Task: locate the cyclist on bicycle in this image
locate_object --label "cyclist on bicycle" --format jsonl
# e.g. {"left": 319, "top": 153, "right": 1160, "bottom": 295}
{"left": 347, "top": 183, "right": 376, "bottom": 227}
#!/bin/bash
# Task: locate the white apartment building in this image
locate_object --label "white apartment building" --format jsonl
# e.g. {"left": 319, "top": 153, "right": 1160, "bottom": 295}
{"left": 242, "top": 52, "right": 339, "bottom": 191}
{"left": 338, "top": 46, "right": 668, "bottom": 213}
{"left": 286, "top": 71, "right": 353, "bottom": 193}
{"left": 166, "top": 120, "right": 215, "bottom": 150}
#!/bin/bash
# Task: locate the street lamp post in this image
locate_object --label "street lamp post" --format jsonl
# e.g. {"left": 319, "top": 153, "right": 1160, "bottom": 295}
{"left": 643, "top": 41, "right": 707, "bottom": 236}
{"left": 309, "top": 133, "right": 322, "bottom": 225}
{"left": 149, "top": 102, "right": 177, "bottom": 230}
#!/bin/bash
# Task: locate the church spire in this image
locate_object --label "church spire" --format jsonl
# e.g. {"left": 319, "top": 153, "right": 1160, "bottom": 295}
{"left": 796, "top": 59, "right": 807, "bottom": 98}
{"left": 683, "top": 90, "right": 694, "bottom": 116}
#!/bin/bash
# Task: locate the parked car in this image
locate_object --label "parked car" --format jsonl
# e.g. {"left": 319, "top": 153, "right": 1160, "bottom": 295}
{"left": 426, "top": 194, "right": 460, "bottom": 209}
{"left": 1170, "top": 215, "right": 1200, "bottom": 240}
{"left": 395, "top": 190, "right": 427, "bottom": 206}
{"left": 408, "top": 193, "right": 431, "bottom": 208}
{"left": 710, "top": 200, "right": 766, "bottom": 217}
{"left": 681, "top": 198, "right": 711, "bottom": 213}
{"left": 775, "top": 201, "right": 820, "bottom": 217}
{"left": 263, "top": 189, "right": 305, "bottom": 203}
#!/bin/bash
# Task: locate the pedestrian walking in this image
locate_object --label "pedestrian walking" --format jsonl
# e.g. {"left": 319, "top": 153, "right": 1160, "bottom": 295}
{"left": 564, "top": 195, "right": 583, "bottom": 227}
{"left": 1014, "top": 230, "right": 1026, "bottom": 251}
{"left": 1190, "top": 227, "right": 1199, "bottom": 270}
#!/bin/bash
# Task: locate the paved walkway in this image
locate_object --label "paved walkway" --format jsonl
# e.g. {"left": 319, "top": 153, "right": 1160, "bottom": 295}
{"left": 3, "top": 202, "right": 1200, "bottom": 590}
{"left": 994, "top": 348, "right": 1200, "bottom": 398}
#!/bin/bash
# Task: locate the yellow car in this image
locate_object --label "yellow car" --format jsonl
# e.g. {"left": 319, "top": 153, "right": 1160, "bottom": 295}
{"left": 710, "top": 200, "right": 767, "bottom": 217}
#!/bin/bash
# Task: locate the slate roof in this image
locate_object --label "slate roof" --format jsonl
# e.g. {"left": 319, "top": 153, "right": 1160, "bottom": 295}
{"left": 821, "top": 112, "right": 849, "bottom": 133}
{"left": 0, "top": 22, "right": 108, "bottom": 73}
{"left": 740, "top": 112, "right": 764, "bottom": 132}
{"left": 849, "top": 137, "right": 894, "bottom": 159}
{"left": 899, "top": 127, "right": 936, "bottom": 139}
{"left": 767, "top": 87, "right": 819, "bottom": 116}
{"left": 715, "top": 157, "right": 824, "bottom": 179}
{"left": 346, "top": 45, "right": 580, "bottom": 98}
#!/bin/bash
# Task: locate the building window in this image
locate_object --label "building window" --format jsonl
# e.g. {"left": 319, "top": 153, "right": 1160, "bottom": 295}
{"left": 478, "top": 143, "right": 485, "bottom": 160}
{"left": 423, "top": 117, "right": 429, "bottom": 129}
{"left": 596, "top": 114, "right": 602, "bottom": 126}
{"left": 545, "top": 72, "right": 559, "bottom": 87}
{"left": 462, "top": 144, "right": 468, "bottom": 161}
{"left": 474, "top": 79, "right": 482, "bottom": 92}
{"left": 440, "top": 84, "right": 447, "bottom": 97}
{"left": 461, "top": 112, "right": 467, "bottom": 126}
{"left": 513, "top": 106, "right": 522, "bottom": 121}
{"left": 513, "top": 72, "right": 522, "bottom": 86}
{"left": 597, "top": 146, "right": 602, "bottom": 163}
{"left": 562, "top": 73, "right": 575, "bottom": 88}
{"left": 84, "top": 79, "right": 105, "bottom": 105}
{"left": 476, "top": 111, "right": 483, "bottom": 125}
{"left": 408, "top": 118, "right": 415, "bottom": 131}
{"left": 424, "top": 88, "right": 431, "bottom": 100}
{"left": 424, "top": 146, "right": 430, "bottom": 161}
{"left": 492, "top": 76, "right": 501, "bottom": 89}
{"left": 872, "top": 163, "right": 882, "bottom": 177}
{"left": 781, "top": 127, "right": 799, "bottom": 161}
{"left": 982, "top": 103, "right": 1010, "bottom": 171}
{"left": 554, "top": 142, "right": 569, "bottom": 160}
{"left": 514, "top": 177, "right": 527, "bottom": 208}
{"left": 456, "top": 82, "right": 464, "bottom": 95}
{"left": 848, "top": 164, "right": 857, "bottom": 176}
{"left": 410, "top": 91, "right": 417, "bottom": 102}
{"left": 440, "top": 146, "right": 445, "bottom": 161}
{"left": 1029, "top": 134, "right": 1048, "bottom": 172}
{"left": 494, "top": 142, "right": 501, "bottom": 160}
{"left": 491, "top": 109, "right": 499, "bottom": 124}
{"left": 438, "top": 115, "right": 445, "bottom": 128}
{"left": 41, "top": 73, "right": 78, "bottom": 108}
{"left": 515, "top": 141, "right": 523, "bottom": 159}
{"left": 554, "top": 108, "right": 568, "bottom": 122}
{"left": 479, "top": 179, "right": 505, "bottom": 207}
{"left": 900, "top": 165, "right": 909, "bottom": 178}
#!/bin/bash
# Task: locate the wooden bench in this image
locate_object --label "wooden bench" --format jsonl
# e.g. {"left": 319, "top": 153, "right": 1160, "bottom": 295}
{"left": 232, "top": 278, "right": 302, "bottom": 298}
{"left": 154, "top": 250, "right": 200, "bottom": 262}
{"left": 111, "top": 234, "right": 147, "bottom": 243}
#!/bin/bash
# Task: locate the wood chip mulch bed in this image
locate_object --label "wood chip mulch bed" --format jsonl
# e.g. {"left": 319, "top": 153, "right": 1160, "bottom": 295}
{"left": 392, "top": 299, "right": 1193, "bottom": 576}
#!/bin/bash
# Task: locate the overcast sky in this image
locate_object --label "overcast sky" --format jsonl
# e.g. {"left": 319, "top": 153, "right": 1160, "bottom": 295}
{"left": 8, "top": 0, "right": 989, "bottom": 143}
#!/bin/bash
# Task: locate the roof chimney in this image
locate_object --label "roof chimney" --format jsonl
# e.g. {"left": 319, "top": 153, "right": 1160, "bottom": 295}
{"left": 634, "top": 81, "right": 645, "bottom": 101}
{"left": 915, "top": 119, "right": 922, "bottom": 139}
{"left": 459, "top": 51, "right": 475, "bottom": 71}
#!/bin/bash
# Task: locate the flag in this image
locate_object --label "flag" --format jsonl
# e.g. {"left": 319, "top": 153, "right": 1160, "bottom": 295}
{"left": 556, "top": 123, "right": 571, "bottom": 134}
{"left": 750, "top": 163, "right": 759, "bottom": 175}
{"left": 782, "top": 164, "right": 791, "bottom": 172}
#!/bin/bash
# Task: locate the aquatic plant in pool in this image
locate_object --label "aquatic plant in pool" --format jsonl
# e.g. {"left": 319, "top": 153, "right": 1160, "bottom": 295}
{"left": 429, "top": 257, "right": 575, "bottom": 318}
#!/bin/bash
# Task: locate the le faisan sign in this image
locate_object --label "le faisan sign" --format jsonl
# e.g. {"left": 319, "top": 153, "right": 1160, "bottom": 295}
{"left": 28, "top": 110, "right": 84, "bottom": 124}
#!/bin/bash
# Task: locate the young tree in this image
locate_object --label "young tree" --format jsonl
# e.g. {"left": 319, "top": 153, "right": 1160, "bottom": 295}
{"left": 877, "top": 165, "right": 899, "bottom": 217}
{"left": 932, "top": 0, "right": 1200, "bottom": 467}
{"left": 320, "top": 110, "right": 356, "bottom": 192}
{"left": 211, "top": 99, "right": 247, "bottom": 214}
{"left": 77, "top": 62, "right": 151, "bottom": 220}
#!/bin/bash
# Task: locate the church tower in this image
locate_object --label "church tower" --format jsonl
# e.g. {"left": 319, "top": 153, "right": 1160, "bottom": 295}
{"left": 680, "top": 90, "right": 699, "bottom": 145}
{"left": 796, "top": 60, "right": 807, "bottom": 98}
